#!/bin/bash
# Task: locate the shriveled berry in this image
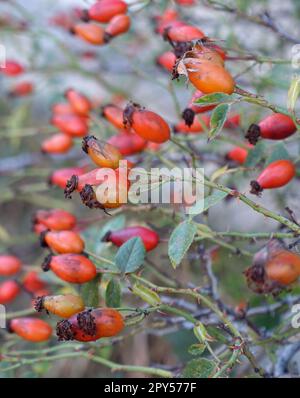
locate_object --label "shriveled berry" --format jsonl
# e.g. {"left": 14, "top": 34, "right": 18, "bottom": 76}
{"left": 64, "top": 168, "right": 102, "bottom": 199}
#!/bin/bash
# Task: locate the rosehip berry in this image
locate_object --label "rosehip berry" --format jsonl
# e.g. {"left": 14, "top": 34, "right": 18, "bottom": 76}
{"left": 9, "top": 81, "right": 33, "bottom": 96}
{"left": 52, "top": 102, "right": 74, "bottom": 115}
{"left": 42, "top": 254, "right": 97, "bottom": 284}
{"left": 34, "top": 209, "right": 77, "bottom": 231}
{"left": 107, "top": 130, "right": 147, "bottom": 156}
{"left": 224, "top": 114, "right": 240, "bottom": 129}
{"left": 34, "top": 294, "right": 85, "bottom": 318}
{"left": 41, "top": 133, "right": 73, "bottom": 154}
{"left": 156, "top": 51, "right": 177, "bottom": 73}
{"left": 176, "top": 0, "right": 195, "bottom": 5}
{"left": 101, "top": 104, "right": 125, "bottom": 129}
{"left": 175, "top": 114, "right": 210, "bottom": 134}
{"left": 0, "top": 280, "right": 20, "bottom": 304}
{"left": 123, "top": 103, "right": 170, "bottom": 143}
{"left": 0, "top": 255, "right": 21, "bottom": 276}
{"left": 104, "top": 14, "right": 131, "bottom": 42}
{"left": 1, "top": 60, "right": 24, "bottom": 76}
{"left": 82, "top": 135, "right": 122, "bottom": 169}
{"left": 227, "top": 145, "right": 252, "bottom": 165}
{"left": 266, "top": 250, "right": 300, "bottom": 286}
{"left": 23, "top": 271, "right": 47, "bottom": 294}
{"left": 49, "top": 167, "right": 85, "bottom": 189}
{"left": 186, "top": 60, "right": 235, "bottom": 94}
{"left": 41, "top": 230, "right": 85, "bottom": 254}
{"left": 182, "top": 90, "right": 216, "bottom": 126}
{"left": 64, "top": 168, "right": 102, "bottom": 198}
{"left": 250, "top": 159, "right": 295, "bottom": 195}
{"left": 165, "top": 24, "right": 205, "bottom": 42}
{"left": 246, "top": 113, "right": 296, "bottom": 144}
{"left": 9, "top": 318, "right": 52, "bottom": 342}
{"left": 192, "top": 44, "right": 225, "bottom": 66}
{"left": 56, "top": 308, "right": 124, "bottom": 341}
{"left": 84, "top": 0, "right": 128, "bottom": 23}
{"left": 104, "top": 226, "right": 159, "bottom": 251}
{"left": 71, "top": 23, "right": 105, "bottom": 45}
{"left": 155, "top": 8, "right": 179, "bottom": 35}
{"left": 51, "top": 113, "right": 88, "bottom": 137}
{"left": 65, "top": 89, "right": 91, "bottom": 116}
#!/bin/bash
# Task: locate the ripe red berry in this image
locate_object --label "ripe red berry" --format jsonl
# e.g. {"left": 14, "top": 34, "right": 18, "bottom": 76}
{"left": 107, "top": 130, "right": 147, "bottom": 156}
{"left": 41, "top": 133, "right": 73, "bottom": 154}
{"left": 104, "top": 226, "right": 159, "bottom": 251}
{"left": 9, "top": 318, "right": 52, "bottom": 342}
{"left": 41, "top": 230, "right": 85, "bottom": 254}
{"left": 56, "top": 308, "right": 124, "bottom": 341}
{"left": 51, "top": 113, "right": 88, "bottom": 137}
{"left": 84, "top": 0, "right": 128, "bottom": 23}
{"left": 23, "top": 271, "right": 47, "bottom": 294}
{"left": 250, "top": 159, "right": 296, "bottom": 195}
{"left": 52, "top": 102, "right": 74, "bottom": 115}
{"left": 82, "top": 135, "right": 122, "bottom": 169}
{"left": 156, "top": 51, "right": 177, "bottom": 73}
{"left": 246, "top": 113, "right": 296, "bottom": 144}
{"left": 65, "top": 88, "right": 91, "bottom": 116}
{"left": 34, "top": 294, "right": 85, "bottom": 318}
{"left": 9, "top": 81, "right": 33, "bottom": 96}
{"left": 34, "top": 209, "right": 77, "bottom": 231}
{"left": 42, "top": 254, "right": 97, "bottom": 284}
{"left": 0, "top": 255, "right": 22, "bottom": 276}
{"left": 49, "top": 167, "right": 85, "bottom": 189}
{"left": 227, "top": 145, "right": 252, "bottom": 165}
{"left": 124, "top": 103, "right": 170, "bottom": 143}
{"left": 104, "top": 14, "right": 131, "bottom": 42}
{"left": 101, "top": 104, "right": 125, "bottom": 129}
{"left": 1, "top": 60, "right": 24, "bottom": 76}
{"left": 224, "top": 113, "right": 240, "bottom": 129}
{"left": 0, "top": 280, "right": 20, "bottom": 304}
{"left": 71, "top": 23, "right": 105, "bottom": 45}
{"left": 165, "top": 24, "right": 205, "bottom": 42}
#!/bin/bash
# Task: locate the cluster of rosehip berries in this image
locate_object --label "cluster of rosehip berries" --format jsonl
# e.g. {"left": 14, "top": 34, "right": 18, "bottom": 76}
{"left": 0, "top": 60, "right": 33, "bottom": 97}
{"left": 1, "top": 205, "right": 159, "bottom": 342}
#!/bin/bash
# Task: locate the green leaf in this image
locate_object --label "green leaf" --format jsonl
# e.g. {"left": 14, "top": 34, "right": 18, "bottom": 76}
{"left": 115, "top": 237, "right": 146, "bottom": 274}
{"left": 208, "top": 103, "right": 230, "bottom": 141}
{"left": 188, "top": 344, "right": 206, "bottom": 356}
{"left": 266, "top": 143, "right": 290, "bottom": 165}
{"left": 131, "top": 283, "right": 161, "bottom": 305}
{"left": 194, "top": 92, "right": 233, "bottom": 105}
{"left": 203, "top": 191, "right": 228, "bottom": 213}
{"left": 81, "top": 274, "right": 101, "bottom": 307}
{"left": 105, "top": 278, "right": 121, "bottom": 308}
{"left": 168, "top": 221, "right": 197, "bottom": 268}
{"left": 245, "top": 141, "right": 266, "bottom": 167}
{"left": 182, "top": 358, "right": 215, "bottom": 378}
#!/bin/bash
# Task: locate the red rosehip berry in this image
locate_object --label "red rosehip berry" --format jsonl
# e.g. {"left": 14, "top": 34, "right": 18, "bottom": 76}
{"left": 49, "top": 167, "right": 85, "bottom": 190}
{"left": 107, "top": 130, "right": 147, "bottom": 156}
{"left": 0, "top": 255, "right": 22, "bottom": 276}
{"left": 250, "top": 159, "right": 296, "bottom": 195}
{"left": 84, "top": 0, "right": 128, "bottom": 23}
{"left": 56, "top": 308, "right": 124, "bottom": 341}
{"left": 42, "top": 254, "right": 97, "bottom": 284}
{"left": 65, "top": 88, "right": 91, "bottom": 116}
{"left": 246, "top": 113, "right": 297, "bottom": 144}
{"left": 101, "top": 104, "right": 125, "bottom": 129}
{"left": 104, "top": 226, "right": 159, "bottom": 251}
{"left": 0, "top": 280, "right": 20, "bottom": 304}
{"left": 9, "top": 318, "right": 52, "bottom": 342}
{"left": 156, "top": 51, "right": 177, "bottom": 73}
{"left": 51, "top": 113, "right": 88, "bottom": 137}
{"left": 1, "top": 60, "right": 24, "bottom": 76}
{"left": 34, "top": 209, "right": 77, "bottom": 231}
{"left": 41, "top": 133, "right": 73, "bottom": 154}
{"left": 23, "top": 271, "right": 47, "bottom": 294}
{"left": 41, "top": 230, "right": 85, "bottom": 254}
{"left": 104, "top": 14, "right": 131, "bottom": 42}
{"left": 9, "top": 81, "right": 33, "bottom": 96}
{"left": 123, "top": 103, "right": 170, "bottom": 143}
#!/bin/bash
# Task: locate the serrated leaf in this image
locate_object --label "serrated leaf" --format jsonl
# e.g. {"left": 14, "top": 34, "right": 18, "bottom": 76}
{"left": 105, "top": 278, "right": 121, "bottom": 308}
{"left": 81, "top": 274, "right": 101, "bottom": 307}
{"left": 245, "top": 141, "right": 266, "bottom": 167}
{"left": 182, "top": 358, "right": 215, "bottom": 378}
{"left": 188, "top": 344, "right": 206, "bottom": 356}
{"left": 208, "top": 104, "right": 230, "bottom": 141}
{"left": 265, "top": 143, "right": 290, "bottom": 165}
{"left": 115, "top": 237, "right": 146, "bottom": 274}
{"left": 168, "top": 221, "right": 197, "bottom": 268}
{"left": 194, "top": 92, "right": 233, "bottom": 105}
